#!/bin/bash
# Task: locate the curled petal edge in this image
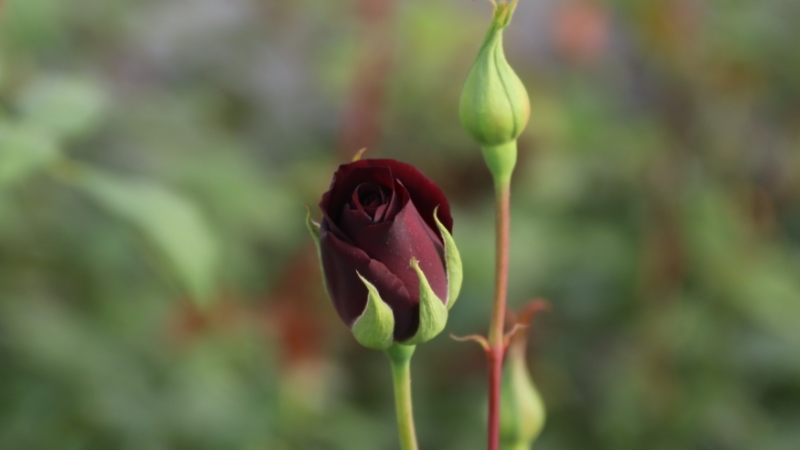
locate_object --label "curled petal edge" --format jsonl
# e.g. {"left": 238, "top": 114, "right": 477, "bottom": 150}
{"left": 402, "top": 258, "right": 448, "bottom": 345}
{"left": 352, "top": 272, "right": 396, "bottom": 350}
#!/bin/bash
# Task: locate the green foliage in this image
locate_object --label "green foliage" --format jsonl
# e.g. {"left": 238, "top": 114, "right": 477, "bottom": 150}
{"left": 1, "top": 0, "right": 800, "bottom": 449}
{"left": 75, "top": 166, "right": 219, "bottom": 305}
{"left": 0, "top": 123, "right": 60, "bottom": 188}
{"left": 17, "top": 76, "right": 107, "bottom": 140}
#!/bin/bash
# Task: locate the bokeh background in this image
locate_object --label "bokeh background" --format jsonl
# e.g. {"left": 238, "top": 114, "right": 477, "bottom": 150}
{"left": 2, "top": 0, "right": 800, "bottom": 449}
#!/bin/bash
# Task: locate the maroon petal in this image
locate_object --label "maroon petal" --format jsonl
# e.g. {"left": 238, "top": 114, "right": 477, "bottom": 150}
{"left": 339, "top": 202, "right": 373, "bottom": 239}
{"left": 346, "top": 194, "right": 448, "bottom": 340}
{"left": 319, "top": 220, "right": 416, "bottom": 340}
{"left": 324, "top": 159, "right": 453, "bottom": 235}
{"left": 379, "top": 160, "right": 453, "bottom": 235}
{"left": 321, "top": 166, "right": 395, "bottom": 224}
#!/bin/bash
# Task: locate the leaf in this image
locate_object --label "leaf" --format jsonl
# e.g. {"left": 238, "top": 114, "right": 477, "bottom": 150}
{"left": 352, "top": 272, "right": 396, "bottom": 350}
{"left": 402, "top": 257, "right": 448, "bottom": 345}
{"left": 76, "top": 166, "right": 219, "bottom": 305}
{"left": 0, "top": 123, "right": 60, "bottom": 188}
{"left": 17, "top": 76, "right": 107, "bottom": 140}
{"left": 1, "top": 0, "right": 62, "bottom": 48}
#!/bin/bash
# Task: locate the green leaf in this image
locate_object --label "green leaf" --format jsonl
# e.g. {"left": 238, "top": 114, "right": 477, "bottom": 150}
{"left": 402, "top": 258, "right": 448, "bottom": 345}
{"left": 352, "top": 272, "right": 396, "bottom": 350}
{"left": 434, "top": 206, "right": 462, "bottom": 310}
{"left": 0, "top": 123, "right": 60, "bottom": 188}
{"left": 2, "top": 0, "right": 62, "bottom": 48}
{"left": 18, "top": 76, "right": 107, "bottom": 140}
{"left": 76, "top": 167, "right": 219, "bottom": 305}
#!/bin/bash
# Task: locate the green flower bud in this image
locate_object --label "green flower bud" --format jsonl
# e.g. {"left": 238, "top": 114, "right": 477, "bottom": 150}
{"left": 500, "top": 334, "right": 546, "bottom": 449}
{"left": 460, "top": 0, "right": 529, "bottom": 185}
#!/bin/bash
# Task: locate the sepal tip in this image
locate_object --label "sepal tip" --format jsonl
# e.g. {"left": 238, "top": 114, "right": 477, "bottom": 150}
{"left": 402, "top": 258, "right": 448, "bottom": 345}
{"left": 352, "top": 271, "right": 396, "bottom": 350}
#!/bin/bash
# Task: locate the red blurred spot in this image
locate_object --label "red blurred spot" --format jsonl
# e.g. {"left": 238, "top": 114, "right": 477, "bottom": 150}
{"left": 554, "top": 1, "right": 610, "bottom": 64}
{"left": 265, "top": 244, "right": 332, "bottom": 366}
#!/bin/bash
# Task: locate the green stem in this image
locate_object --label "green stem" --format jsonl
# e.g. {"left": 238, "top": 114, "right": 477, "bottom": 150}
{"left": 482, "top": 140, "right": 517, "bottom": 187}
{"left": 386, "top": 344, "right": 419, "bottom": 450}
{"left": 483, "top": 140, "right": 516, "bottom": 450}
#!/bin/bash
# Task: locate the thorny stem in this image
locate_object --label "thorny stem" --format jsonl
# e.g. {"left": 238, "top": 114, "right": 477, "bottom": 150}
{"left": 386, "top": 344, "right": 419, "bottom": 450}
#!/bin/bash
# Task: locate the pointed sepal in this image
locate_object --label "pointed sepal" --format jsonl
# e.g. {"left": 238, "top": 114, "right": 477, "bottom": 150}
{"left": 434, "top": 206, "right": 462, "bottom": 310}
{"left": 306, "top": 206, "right": 330, "bottom": 299}
{"left": 402, "top": 258, "right": 448, "bottom": 345}
{"left": 305, "top": 206, "right": 321, "bottom": 246}
{"left": 352, "top": 272, "right": 396, "bottom": 350}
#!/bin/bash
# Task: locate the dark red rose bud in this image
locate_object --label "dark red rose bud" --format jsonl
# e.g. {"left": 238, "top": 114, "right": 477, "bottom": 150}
{"left": 307, "top": 159, "right": 462, "bottom": 348}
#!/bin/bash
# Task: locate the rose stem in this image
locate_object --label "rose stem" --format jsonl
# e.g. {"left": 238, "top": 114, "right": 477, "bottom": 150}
{"left": 482, "top": 140, "right": 516, "bottom": 450}
{"left": 386, "top": 344, "right": 419, "bottom": 450}
{"left": 488, "top": 180, "right": 511, "bottom": 450}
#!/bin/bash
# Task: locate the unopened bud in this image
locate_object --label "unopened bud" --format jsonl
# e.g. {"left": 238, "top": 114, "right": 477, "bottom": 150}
{"left": 460, "top": 1, "right": 529, "bottom": 184}
{"left": 500, "top": 334, "right": 546, "bottom": 449}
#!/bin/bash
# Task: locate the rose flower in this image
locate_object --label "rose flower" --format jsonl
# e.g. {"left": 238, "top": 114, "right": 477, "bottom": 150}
{"left": 307, "top": 159, "right": 461, "bottom": 349}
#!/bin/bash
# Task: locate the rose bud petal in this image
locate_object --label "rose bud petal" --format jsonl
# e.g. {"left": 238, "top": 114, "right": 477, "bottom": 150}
{"left": 307, "top": 159, "right": 462, "bottom": 347}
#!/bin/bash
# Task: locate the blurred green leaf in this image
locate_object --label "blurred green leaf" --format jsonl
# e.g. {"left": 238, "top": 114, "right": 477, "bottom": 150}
{"left": 75, "top": 166, "right": 219, "bottom": 305}
{"left": 18, "top": 76, "right": 107, "bottom": 140}
{"left": 1, "top": 0, "right": 62, "bottom": 48}
{"left": 0, "top": 123, "right": 60, "bottom": 188}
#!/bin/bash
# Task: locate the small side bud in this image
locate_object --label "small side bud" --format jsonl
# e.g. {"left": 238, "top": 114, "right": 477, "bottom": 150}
{"left": 500, "top": 343, "right": 545, "bottom": 449}
{"left": 500, "top": 308, "right": 546, "bottom": 449}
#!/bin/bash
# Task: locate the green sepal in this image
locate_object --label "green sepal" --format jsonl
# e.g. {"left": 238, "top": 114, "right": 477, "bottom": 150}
{"left": 305, "top": 207, "right": 330, "bottom": 299}
{"left": 402, "top": 258, "right": 448, "bottom": 345}
{"left": 433, "top": 206, "right": 462, "bottom": 310}
{"left": 305, "top": 206, "right": 320, "bottom": 244}
{"left": 352, "top": 272, "right": 396, "bottom": 350}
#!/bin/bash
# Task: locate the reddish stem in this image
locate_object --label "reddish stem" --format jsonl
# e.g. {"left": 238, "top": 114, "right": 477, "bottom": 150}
{"left": 487, "top": 182, "right": 511, "bottom": 450}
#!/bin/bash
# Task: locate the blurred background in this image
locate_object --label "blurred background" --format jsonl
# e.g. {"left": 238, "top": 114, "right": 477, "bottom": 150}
{"left": 1, "top": 0, "right": 800, "bottom": 449}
